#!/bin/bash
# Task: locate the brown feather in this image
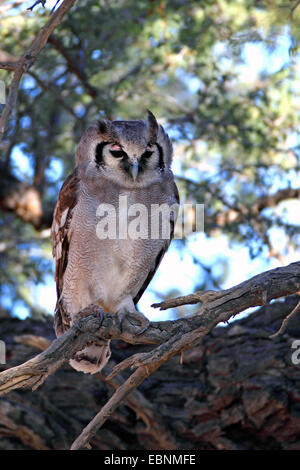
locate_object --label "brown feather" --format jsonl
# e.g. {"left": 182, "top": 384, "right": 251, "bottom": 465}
{"left": 51, "top": 169, "right": 80, "bottom": 336}
{"left": 133, "top": 180, "right": 179, "bottom": 305}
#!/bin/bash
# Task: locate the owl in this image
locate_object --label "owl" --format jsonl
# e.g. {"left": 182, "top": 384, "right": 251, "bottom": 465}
{"left": 51, "top": 111, "right": 179, "bottom": 374}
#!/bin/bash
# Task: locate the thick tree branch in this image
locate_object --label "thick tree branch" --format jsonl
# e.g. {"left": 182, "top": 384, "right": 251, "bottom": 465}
{"left": 0, "top": 262, "right": 300, "bottom": 448}
{"left": 14, "top": 333, "right": 178, "bottom": 449}
{"left": 70, "top": 262, "right": 300, "bottom": 449}
{"left": 0, "top": 0, "right": 76, "bottom": 140}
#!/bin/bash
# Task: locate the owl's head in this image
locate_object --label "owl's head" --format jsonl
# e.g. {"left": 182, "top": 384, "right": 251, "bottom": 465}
{"left": 76, "top": 111, "right": 173, "bottom": 187}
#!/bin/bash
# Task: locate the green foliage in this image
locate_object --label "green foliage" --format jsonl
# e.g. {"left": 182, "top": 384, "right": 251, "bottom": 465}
{"left": 0, "top": 0, "right": 299, "bottom": 315}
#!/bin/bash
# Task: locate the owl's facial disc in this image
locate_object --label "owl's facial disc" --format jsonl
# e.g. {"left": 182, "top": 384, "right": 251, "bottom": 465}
{"left": 95, "top": 141, "right": 162, "bottom": 181}
{"left": 119, "top": 144, "right": 155, "bottom": 181}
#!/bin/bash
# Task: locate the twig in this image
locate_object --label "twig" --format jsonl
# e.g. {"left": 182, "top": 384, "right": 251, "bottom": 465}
{"left": 28, "top": 70, "right": 77, "bottom": 118}
{"left": 48, "top": 35, "right": 99, "bottom": 98}
{"left": 70, "top": 364, "right": 159, "bottom": 450}
{"left": 0, "top": 62, "right": 19, "bottom": 71}
{"left": 291, "top": 0, "right": 300, "bottom": 16}
{"left": 98, "top": 373, "right": 178, "bottom": 449}
{"left": 27, "top": 0, "right": 46, "bottom": 11}
{"left": 0, "top": 0, "right": 76, "bottom": 140}
{"left": 152, "top": 290, "right": 222, "bottom": 310}
{"left": 270, "top": 299, "right": 300, "bottom": 338}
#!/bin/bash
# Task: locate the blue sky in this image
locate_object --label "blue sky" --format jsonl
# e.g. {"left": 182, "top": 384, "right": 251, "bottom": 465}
{"left": 6, "top": 6, "right": 300, "bottom": 322}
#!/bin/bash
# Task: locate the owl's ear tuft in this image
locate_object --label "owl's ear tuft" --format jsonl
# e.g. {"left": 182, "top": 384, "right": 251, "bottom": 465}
{"left": 146, "top": 109, "right": 158, "bottom": 145}
{"left": 97, "top": 119, "right": 108, "bottom": 134}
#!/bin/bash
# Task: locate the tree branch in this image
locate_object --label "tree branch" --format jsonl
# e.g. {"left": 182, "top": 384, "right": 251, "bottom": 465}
{"left": 0, "top": 0, "right": 76, "bottom": 141}
{"left": 28, "top": 70, "right": 78, "bottom": 118}
{"left": 0, "top": 164, "right": 53, "bottom": 229}
{"left": 0, "top": 62, "right": 19, "bottom": 71}
{"left": 1, "top": 168, "right": 299, "bottom": 233}
{"left": 48, "top": 35, "right": 99, "bottom": 98}
{"left": 0, "top": 262, "right": 299, "bottom": 448}
{"left": 14, "top": 333, "right": 179, "bottom": 449}
{"left": 214, "top": 187, "right": 300, "bottom": 227}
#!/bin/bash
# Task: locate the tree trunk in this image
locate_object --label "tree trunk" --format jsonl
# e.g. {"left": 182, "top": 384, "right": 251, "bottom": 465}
{"left": 0, "top": 296, "right": 300, "bottom": 450}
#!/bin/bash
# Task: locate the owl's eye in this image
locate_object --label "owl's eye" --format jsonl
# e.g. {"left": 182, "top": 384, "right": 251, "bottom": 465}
{"left": 110, "top": 150, "right": 128, "bottom": 159}
{"left": 110, "top": 143, "right": 128, "bottom": 158}
{"left": 141, "top": 150, "right": 153, "bottom": 159}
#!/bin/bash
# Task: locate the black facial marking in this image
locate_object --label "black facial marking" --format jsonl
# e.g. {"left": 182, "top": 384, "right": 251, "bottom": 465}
{"left": 138, "top": 150, "right": 153, "bottom": 174}
{"left": 155, "top": 143, "right": 165, "bottom": 171}
{"left": 110, "top": 150, "right": 128, "bottom": 159}
{"left": 95, "top": 142, "right": 109, "bottom": 168}
{"left": 141, "top": 150, "right": 153, "bottom": 159}
{"left": 120, "top": 153, "right": 132, "bottom": 176}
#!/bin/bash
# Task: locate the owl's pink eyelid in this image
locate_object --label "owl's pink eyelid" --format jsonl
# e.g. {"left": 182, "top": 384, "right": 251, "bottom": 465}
{"left": 111, "top": 144, "right": 122, "bottom": 150}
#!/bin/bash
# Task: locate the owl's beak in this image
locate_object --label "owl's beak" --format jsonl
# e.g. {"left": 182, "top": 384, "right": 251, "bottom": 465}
{"left": 131, "top": 161, "right": 139, "bottom": 180}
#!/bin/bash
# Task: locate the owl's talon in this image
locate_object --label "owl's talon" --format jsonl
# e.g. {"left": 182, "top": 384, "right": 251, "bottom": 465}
{"left": 136, "top": 318, "right": 150, "bottom": 336}
{"left": 137, "top": 316, "right": 150, "bottom": 336}
{"left": 130, "top": 312, "right": 150, "bottom": 336}
{"left": 115, "top": 310, "right": 149, "bottom": 335}
{"left": 96, "top": 307, "right": 104, "bottom": 326}
{"left": 73, "top": 307, "right": 104, "bottom": 341}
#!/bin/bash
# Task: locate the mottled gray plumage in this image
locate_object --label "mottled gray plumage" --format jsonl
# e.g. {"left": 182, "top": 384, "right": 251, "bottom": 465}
{"left": 51, "top": 111, "right": 179, "bottom": 374}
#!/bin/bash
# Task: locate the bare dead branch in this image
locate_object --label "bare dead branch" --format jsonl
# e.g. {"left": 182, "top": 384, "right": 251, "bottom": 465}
{"left": 70, "top": 363, "right": 160, "bottom": 450}
{"left": 152, "top": 290, "right": 222, "bottom": 310}
{"left": 270, "top": 299, "right": 300, "bottom": 338}
{"left": 0, "top": 313, "right": 107, "bottom": 395}
{"left": 70, "top": 262, "right": 300, "bottom": 449}
{"left": 0, "top": 262, "right": 299, "bottom": 449}
{"left": 14, "top": 333, "right": 178, "bottom": 449}
{"left": 0, "top": 62, "right": 19, "bottom": 71}
{"left": 0, "top": 0, "right": 76, "bottom": 141}
{"left": 0, "top": 261, "right": 299, "bottom": 397}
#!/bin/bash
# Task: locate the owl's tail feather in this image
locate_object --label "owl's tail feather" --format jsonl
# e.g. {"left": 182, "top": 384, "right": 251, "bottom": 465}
{"left": 69, "top": 340, "right": 111, "bottom": 374}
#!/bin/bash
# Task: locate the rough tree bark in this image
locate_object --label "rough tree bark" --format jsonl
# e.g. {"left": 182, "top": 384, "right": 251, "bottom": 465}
{"left": 0, "top": 295, "right": 300, "bottom": 450}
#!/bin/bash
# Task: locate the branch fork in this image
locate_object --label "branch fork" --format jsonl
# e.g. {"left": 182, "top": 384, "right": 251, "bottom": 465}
{"left": 0, "top": 261, "right": 300, "bottom": 449}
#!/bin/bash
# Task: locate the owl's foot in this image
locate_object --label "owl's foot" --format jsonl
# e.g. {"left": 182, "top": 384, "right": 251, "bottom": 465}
{"left": 133, "top": 311, "right": 150, "bottom": 335}
{"left": 116, "top": 310, "right": 150, "bottom": 336}
{"left": 73, "top": 306, "right": 104, "bottom": 341}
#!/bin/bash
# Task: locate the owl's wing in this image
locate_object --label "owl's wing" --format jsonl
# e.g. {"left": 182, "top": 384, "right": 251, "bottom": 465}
{"left": 133, "top": 181, "right": 180, "bottom": 306}
{"left": 51, "top": 168, "right": 80, "bottom": 336}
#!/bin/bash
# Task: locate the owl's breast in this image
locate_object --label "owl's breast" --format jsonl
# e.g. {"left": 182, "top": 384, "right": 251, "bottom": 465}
{"left": 64, "top": 184, "right": 172, "bottom": 312}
